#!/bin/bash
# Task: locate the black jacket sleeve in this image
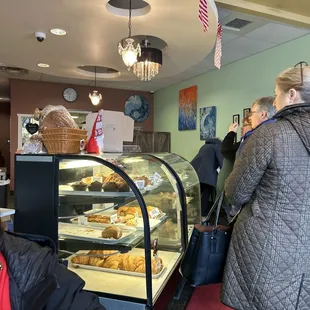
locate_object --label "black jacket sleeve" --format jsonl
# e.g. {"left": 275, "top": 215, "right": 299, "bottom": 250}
{"left": 221, "top": 131, "right": 240, "bottom": 162}
{"left": 44, "top": 263, "right": 105, "bottom": 310}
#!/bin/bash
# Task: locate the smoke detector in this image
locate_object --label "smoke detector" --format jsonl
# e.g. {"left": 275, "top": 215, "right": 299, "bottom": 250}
{"left": 0, "top": 66, "right": 29, "bottom": 76}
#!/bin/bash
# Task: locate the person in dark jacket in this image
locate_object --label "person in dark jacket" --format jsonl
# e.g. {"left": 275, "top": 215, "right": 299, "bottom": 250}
{"left": 191, "top": 138, "right": 223, "bottom": 220}
{"left": 0, "top": 228, "right": 105, "bottom": 310}
{"left": 216, "top": 117, "right": 252, "bottom": 197}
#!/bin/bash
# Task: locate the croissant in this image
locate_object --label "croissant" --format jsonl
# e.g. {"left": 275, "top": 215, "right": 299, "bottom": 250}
{"left": 102, "top": 254, "right": 123, "bottom": 269}
{"left": 133, "top": 257, "right": 163, "bottom": 274}
{"left": 89, "top": 257, "right": 105, "bottom": 267}
{"left": 117, "top": 206, "right": 129, "bottom": 216}
{"left": 71, "top": 255, "right": 90, "bottom": 265}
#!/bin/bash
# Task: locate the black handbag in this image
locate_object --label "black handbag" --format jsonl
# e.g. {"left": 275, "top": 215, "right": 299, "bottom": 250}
{"left": 180, "top": 191, "right": 232, "bottom": 286}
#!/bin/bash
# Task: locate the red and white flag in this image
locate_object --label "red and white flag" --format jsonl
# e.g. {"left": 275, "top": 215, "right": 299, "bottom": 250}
{"left": 198, "top": 0, "right": 209, "bottom": 32}
{"left": 214, "top": 22, "right": 223, "bottom": 69}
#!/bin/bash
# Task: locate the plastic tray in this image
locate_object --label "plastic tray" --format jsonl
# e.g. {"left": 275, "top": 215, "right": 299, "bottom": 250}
{"left": 70, "top": 210, "right": 167, "bottom": 231}
{"left": 70, "top": 251, "right": 166, "bottom": 279}
{"left": 58, "top": 223, "right": 133, "bottom": 244}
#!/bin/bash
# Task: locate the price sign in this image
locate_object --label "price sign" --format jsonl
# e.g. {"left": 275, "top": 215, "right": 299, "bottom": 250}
{"left": 149, "top": 208, "right": 161, "bottom": 219}
{"left": 135, "top": 180, "right": 145, "bottom": 190}
{"left": 153, "top": 172, "right": 162, "bottom": 184}
{"left": 110, "top": 213, "right": 118, "bottom": 224}
{"left": 78, "top": 216, "right": 88, "bottom": 226}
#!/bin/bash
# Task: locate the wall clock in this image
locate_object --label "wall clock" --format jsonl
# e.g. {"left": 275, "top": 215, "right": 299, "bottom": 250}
{"left": 125, "top": 95, "right": 150, "bottom": 123}
{"left": 63, "top": 88, "right": 78, "bottom": 102}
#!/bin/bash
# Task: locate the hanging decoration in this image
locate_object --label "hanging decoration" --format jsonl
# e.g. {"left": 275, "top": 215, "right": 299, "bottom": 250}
{"left": 214, "top": 22, "right": 223, "bottom": 69}
{"left": 89, "top": 66, "right": 102, "bottom": 106}
{"left": 118, "top": 0, "right": 141, "bottom": 70}
{"left": 198, "top": 0, "right": 209, "bottom": 32}
{"left": 133, "top": 39, "right": 162, "bottom": 81}
{"left": 198, "top": 0, "right": 222, "bottom": 69}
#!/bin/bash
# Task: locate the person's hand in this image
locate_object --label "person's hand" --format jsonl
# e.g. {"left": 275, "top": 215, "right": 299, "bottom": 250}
{"left": 229, "top": 123, "right": 239, "bottom": 133}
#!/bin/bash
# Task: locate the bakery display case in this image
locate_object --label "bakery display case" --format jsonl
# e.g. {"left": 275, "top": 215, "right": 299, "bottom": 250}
{"left": 14, "top": 153, "right": 200, "bottom": 309}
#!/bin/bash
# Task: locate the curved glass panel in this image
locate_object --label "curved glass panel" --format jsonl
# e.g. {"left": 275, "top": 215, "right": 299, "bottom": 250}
{"left": 152, "top": 153, "right": 201, "bottom": 225}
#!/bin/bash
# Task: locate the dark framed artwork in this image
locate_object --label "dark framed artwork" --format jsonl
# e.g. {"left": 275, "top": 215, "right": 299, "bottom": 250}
{"left": 200, "top": 106, "right": 216, "bottom": 140}
{"left": 243, "top": 108, "right": 251, "bottom": 118}
{"left": 233, "top": 114, "right": 240, "bottom": 125}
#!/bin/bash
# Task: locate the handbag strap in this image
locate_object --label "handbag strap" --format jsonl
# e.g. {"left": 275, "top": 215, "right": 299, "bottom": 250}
{"left": 205, "top": 190, "right": 225, "bottom": 228}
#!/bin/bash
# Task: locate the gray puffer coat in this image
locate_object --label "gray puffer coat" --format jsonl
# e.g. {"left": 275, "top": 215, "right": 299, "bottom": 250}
{"left": 221, "top": 103, "right": 310, "bottom": 309}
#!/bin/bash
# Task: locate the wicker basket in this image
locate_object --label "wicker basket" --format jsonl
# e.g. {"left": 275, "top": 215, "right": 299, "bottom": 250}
{"left": 43, "top": 139, "right": 83, "bottom": 154}
{"left": 42, "top": 133, "right": 87, "bottom": 141}
{"left": 42, "top": 128, "right": 87, "bottom": 136}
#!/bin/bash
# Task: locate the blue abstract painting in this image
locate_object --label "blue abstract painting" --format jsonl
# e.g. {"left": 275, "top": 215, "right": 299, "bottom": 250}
{"left": 178, "top": 86, "right": 197, "bottom": 131}
{"left": 200, "top": 106, "right": 216, "bottom": 140}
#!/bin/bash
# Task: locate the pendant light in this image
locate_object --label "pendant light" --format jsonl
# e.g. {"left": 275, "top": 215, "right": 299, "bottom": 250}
{"left": 89, "top": 66, "right": 102, "bottom": 106}
{"left": 118, "top": 0, "right": 141, "bottom": 70}
{"left": 133, "top": 39, "right": 163, "bottom": 81}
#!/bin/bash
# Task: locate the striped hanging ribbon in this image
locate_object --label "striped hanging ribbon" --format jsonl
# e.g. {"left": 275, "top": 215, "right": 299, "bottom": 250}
{"left": 214, "top": 22, "right": 223, "bottom": 69}
{"left": 198, "top": 0, "right": 209, "bottom": 32}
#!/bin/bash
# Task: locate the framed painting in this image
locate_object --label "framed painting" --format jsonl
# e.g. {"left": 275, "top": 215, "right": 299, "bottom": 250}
{"left": 178, "top": 86, "right": 197, "bottom": 131}
{"left": 200, "top": 106, "right": 216, "bottom": 140}
{"left": 233, "top": 114, "right": 240, "bottom": 125}
{"left": 243, "top": 108, "right": 251, "bottom": 118}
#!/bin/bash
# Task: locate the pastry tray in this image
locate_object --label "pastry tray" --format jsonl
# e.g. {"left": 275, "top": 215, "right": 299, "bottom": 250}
{"left": 58, "top": 223, "right": 133, "bottom": 244}
{"left": 70, "top": 209, "right": 167, "bottom": 231}
{"left": 69, "top": 252, "right": 166, "bottom": 279}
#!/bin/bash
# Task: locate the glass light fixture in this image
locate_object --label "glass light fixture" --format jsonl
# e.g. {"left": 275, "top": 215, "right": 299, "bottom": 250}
{"left": 89, "top": 66, "right": 102, "bottom": 106}
{"left": 118, "top": 0, "right": 141, "bottom": 70}
{"left": 89, "top": 90, "right": 102, "bottom": 106}
{"left": 133, "top": 40, "right": 163, "bottom": 81}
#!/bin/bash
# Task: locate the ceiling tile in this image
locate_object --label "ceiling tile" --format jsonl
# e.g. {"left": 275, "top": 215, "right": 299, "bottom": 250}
{"left": 245, "top": 23, "right": 310, "bottom": 44}
{"left": 218, "top": 9, "right": 232, "bottom": 22}
{"left": 223, "top": 36, "right": 277, "bottom": 56}
{"left": 222, "top": 32, "right": 240, "bottom": 44}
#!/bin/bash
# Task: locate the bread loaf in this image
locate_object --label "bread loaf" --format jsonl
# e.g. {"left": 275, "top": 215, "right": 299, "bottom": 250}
{"left": 34, "top": 105, "right": 78, "bottom": 132}
{"left": 101, "top": 226, "right": 123, "bottom": 239}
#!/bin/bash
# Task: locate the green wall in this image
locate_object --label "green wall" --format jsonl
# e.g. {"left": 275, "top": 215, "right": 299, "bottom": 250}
{"left": 154, "top": 33, "right": 310, "bottom": 160}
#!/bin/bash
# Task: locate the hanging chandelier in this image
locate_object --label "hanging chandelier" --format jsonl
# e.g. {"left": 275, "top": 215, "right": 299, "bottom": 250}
{"left": 89, "top": 66, "right": 102, "bottom": 106}
{"left": 118, "top": 0, "right": 141, "bottom": 70}
{"left": 133, "top": 39, "right": 163, "bottom": 81}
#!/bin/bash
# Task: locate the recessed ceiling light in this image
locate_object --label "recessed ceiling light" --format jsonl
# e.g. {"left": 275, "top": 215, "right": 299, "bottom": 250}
{"left": 72, "top": 116, "right": 79, "bottom": 119}
{"left": 50, "top": 28, "right": 67, "bottom": 36}
{"left": 37, "top": 63, "right": 50, "bottom": 68}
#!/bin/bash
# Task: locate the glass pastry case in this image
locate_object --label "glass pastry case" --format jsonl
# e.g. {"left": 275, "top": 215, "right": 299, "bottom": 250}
{"left": 14, "top": 153, "right": 200, "bottom": 310}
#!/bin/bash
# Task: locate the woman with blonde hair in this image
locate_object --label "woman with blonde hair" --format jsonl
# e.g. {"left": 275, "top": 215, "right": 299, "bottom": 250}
{"left": 221, "top": 61, "right": 310, "bottom": 309}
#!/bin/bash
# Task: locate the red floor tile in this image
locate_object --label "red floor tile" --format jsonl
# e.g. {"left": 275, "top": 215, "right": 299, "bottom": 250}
{"left": 187, "top": 283, "right": 233, "bottom": 310}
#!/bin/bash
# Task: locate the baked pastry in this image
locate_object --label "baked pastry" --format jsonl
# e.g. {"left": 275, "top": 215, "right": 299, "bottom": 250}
{"left": 87, "top": 215, "right": 110, "bottom": 224}
{"left": 102, "top": 254, "right": 123, "bottom": 270}
{"left": 81, "top": 177, "right": 92, "bottom": 185}
{"left": 71, "top": 181, "right": 87, "bottom": 191}
{"left": 88, "top": 181, "right": 102, "bottom": 192}
{"left": 118, "top": 183, "right": 130, "bottom": 192}
{"left": 126, "top": 218, "right": 137, "bottom": 226}
{"left": 71, "top": 255, "right": 90, "bottom": 265}
{"left": 117, "top": 206, "right": 138, "bottom": 217}
{"left": 101, "top": 226, "right": 123, "bottom": 239}
{"left": 71, "top": 251, "right": 163, "bottom": 274}
{"left": 131, "top": 175, "right": 151, "bottom": 186}
{"left": 102, "top": 182, "right": 118, "bottom": 192}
